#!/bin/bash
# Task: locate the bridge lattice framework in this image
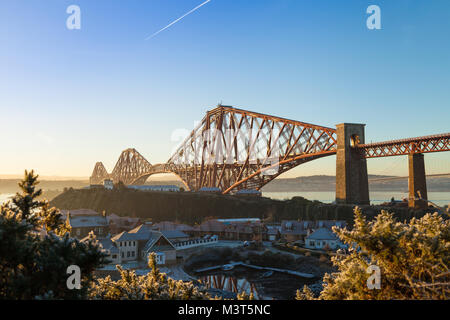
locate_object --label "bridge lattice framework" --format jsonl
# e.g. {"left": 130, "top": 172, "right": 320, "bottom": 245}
{"left": 90, "top": 105, "right": 450, "bottom": 207}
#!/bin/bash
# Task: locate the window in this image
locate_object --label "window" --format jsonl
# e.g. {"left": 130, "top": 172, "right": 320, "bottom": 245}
{"left": 132, "top": 251, "right": 135, "bottom": 257}
{"left": 127, "top": 252, "right": 130, "bottom": 257}
{"left": 120, "top": 242, "right": 122, "bottom": 247}
{"left": 112, "top": 254, "right": 117, "bottom": 259}
{"left": 121, "top": 252, "right": 124, "bottom": 258}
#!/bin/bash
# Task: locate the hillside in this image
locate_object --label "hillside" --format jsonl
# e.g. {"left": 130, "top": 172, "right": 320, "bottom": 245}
{"left": 50, "top": 188, "right": 426, "bottom": 225}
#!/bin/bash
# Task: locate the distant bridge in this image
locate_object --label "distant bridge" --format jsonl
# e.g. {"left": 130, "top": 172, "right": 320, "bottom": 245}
{"left": 90, "top": 105, "right": 450, "bottom": 208}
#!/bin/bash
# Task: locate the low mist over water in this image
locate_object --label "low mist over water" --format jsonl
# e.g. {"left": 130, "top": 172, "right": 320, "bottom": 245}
{"left": 263, "top": 191, "right": 450, "bottom": 206}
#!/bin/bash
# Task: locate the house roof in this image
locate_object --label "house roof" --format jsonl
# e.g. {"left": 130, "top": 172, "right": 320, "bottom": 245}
{"left": 68, "top": 215, "right": 107, "bottom": 228}
{"left": 60, "top": 209, "right": 101, "bottom": 221}
{"left": 111, "top": 224, "right": 177, "bottom": 253}
{"left": 143, "top": 232, "right": 176, "bottom": 253}
{"left": 81, "top": 236, "right": 119, "bottom": 254}
{"left": 280, "top": 220, "right": 346, "bottom": 235}
{"left": 306, "top": 228, "right": 339, "bottom": 241}
{"left": 197, "top": 220, "right": 226, "bottom": 232}
{"left": 111, "top": 224, "right": 154, "bottom": 241}
{"left": 224, "top": 222, "right": 264, "bottom": 234}
{"left": 143, "top": 232, "right": 163, "bottom": 251}
{"left": 281, "top": 220, "right": 314, "bottom": 235}
{"left": 316, "top": 220, "right": 347, "bottom": 229}
{"left": 97, "top": 238, "right": 119, "bottom": 254}
{"left": 129, "top": 224, "right": 153, "bottom": 235}
{"left": 161, "top": 230, "right": 189, "bottom": 239}
{"left": 107, "top": 214, "right": 140, "bottom": 227}
{"left": 154, "top": 221, "right": 194, "bottom": 232}
{"left": 111, "top": 231, "right": 137, "bottom": 242}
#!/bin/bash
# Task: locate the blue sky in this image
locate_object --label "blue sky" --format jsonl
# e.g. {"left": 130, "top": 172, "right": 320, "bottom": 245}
{"left": 0, "top": 0, "right": 449, "bottom": 178}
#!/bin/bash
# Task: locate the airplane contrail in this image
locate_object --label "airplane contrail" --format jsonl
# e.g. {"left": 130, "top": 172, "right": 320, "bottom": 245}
{"left": 145, "top": 0, "right": 211, "bottom": 40}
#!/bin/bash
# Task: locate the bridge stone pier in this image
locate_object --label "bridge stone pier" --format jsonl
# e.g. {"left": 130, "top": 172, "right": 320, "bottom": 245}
{"left": 408, "top": 153, "right": 428, "bottom": 209}
{"left": 336, "top": 123, "right": 370, "bottom": 205}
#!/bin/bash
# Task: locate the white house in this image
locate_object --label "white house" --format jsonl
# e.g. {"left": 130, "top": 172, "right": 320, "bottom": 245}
{"left": 104, "top": 179, "right": 114, "bottom": 190}
{"left": 305, "top": 228, "right": 342, "bottom": 250}
{"left": 111, "top": 224, "right": 177, "bottom": 265}
{"left": 266, "top": 225, "right": 281, "bottom": 241}
{"left": 111, "top": 232, "right": 139, "bottom": 262}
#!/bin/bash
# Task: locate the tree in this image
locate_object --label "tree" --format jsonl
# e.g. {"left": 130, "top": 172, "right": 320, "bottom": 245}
{"left": 114, "top": 181, "right": 127, "bottom": 190}
{"left": 89, "top": 253, "right": 210, "bottom": 300}
{"left": 0, "top": 170, "right": 108, "bottom": 299}
{"left": 295, "top": 285, "right": 315, "bottom": 300}
{"left": 298, "top": 207, "right": 449, "bottom": 300}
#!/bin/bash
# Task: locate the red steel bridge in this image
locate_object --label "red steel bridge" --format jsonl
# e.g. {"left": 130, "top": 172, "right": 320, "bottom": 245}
{"left": 90, "top": 105, "right": 449, "bottom": 208}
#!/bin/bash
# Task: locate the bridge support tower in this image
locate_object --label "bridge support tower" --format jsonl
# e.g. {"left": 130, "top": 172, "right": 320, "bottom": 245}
{"left": 408, "top": 153, "right": 428, "bottom": 209}
{"left": 336, "top": 123, "right": 370, "bottom": 205}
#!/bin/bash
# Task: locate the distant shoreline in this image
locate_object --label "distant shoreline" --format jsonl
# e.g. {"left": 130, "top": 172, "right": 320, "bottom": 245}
{"left": 1, "top": 174, "right": 449, "bottom": 194}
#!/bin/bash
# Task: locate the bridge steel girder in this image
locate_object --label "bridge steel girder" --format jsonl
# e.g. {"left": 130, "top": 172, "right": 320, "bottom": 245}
{"left": 90, "top": 162, "right": 110, "bottom": 185}
{"left": 110, "top": 148, "right": 153, "bottom": 185}
{"left": 89, "top": 106, "right": 448, "bottom": 200}
{"left": 357, "top": 132, "right": 450, "bottom": 158}
{"left": 88, "top": 106, "right": 338, "bottom": 192}
{"left": 357, "top": 132, "right": 449, "bottom": 209}
{"left": 166, "top": 105, "right": 338, "bottom": 193}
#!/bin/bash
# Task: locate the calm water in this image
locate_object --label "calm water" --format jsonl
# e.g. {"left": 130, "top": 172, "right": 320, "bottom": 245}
{"left": 198, "top": 265, "right": 318, "bottom": 300}
{"left": 2, "top": 191, "right": 449, "bottom": 206}
{"left": 0, "top": 194, "right": 13, "bottom": 204}
{"left": 263, "top": 191, "right": 450, "bottom": 207}
{"left": 199, "top": 274, "right": 263, "bottom": 299}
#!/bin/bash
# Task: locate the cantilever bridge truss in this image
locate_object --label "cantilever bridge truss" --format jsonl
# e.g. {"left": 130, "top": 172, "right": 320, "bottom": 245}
{"left": 90, "top": 105, "right": 450, "bottom": 194}
{"left": 357, "top": 133, "right": 450, "bottom": 158}
{"left": 90, "top": 105, "right": 338, "bottom": 193}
